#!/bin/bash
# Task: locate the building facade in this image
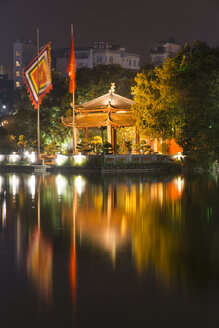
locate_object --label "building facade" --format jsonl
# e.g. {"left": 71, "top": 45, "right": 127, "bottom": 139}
{"left": 150, "top": 38, "right": 182, "bottom": 66}
{"left": 13, "top": 40, "right": 37, "bottom": 89}
{"left": 53, "top": 41, "right": 140, "bottom": 76}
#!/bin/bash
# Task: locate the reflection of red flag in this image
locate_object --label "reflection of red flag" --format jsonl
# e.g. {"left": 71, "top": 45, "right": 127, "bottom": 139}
{"left": 68, "top": 35, "right": 76, "bottom": 93}
{"left": 70, "top": 243, "right": 77, "bottom": 307}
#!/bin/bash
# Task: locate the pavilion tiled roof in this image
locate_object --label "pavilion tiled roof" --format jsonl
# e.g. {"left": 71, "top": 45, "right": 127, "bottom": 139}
{"left": 62, "top": 112, "right": 136, "bottom": 128}
{"left": 75, "top": 93, "right": 134, "bottom": 111}
{"left": 63, "top": 91, "right": 136, "bottom": 129}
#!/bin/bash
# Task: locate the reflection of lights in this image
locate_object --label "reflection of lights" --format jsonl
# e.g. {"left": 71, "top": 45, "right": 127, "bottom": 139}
{"left": 27, "top": 228, "right": 53, "bottom": 303}
{"left": 74, "top": 176, "right": 86, "bottom": 195}
{"left": 28, "top": 175, "right": 36, "bottom": 198}
{"left": 11, "top": 175, "right": 19, "bottom": 196}
{"left": 56, "top": 154, "right": 67, "bottom": 166}
{"left": 56, "top": 175, "right": 68, "bottom": 196}
{"left": 2, "top": 199, "right": 6, "bottom": 228}
{"left": 74, "top": 155, "right": 85, "bottom": 165}
{"left": 0, "top": 176, "right": 3, "bottom": 192}
{"left": 121, "top": 216, "right": 127, "bottom": 236}
{"left": 175, "top": 177, "right": 184, "bottom": 193}
{"left": 10, "top": 152, "right": 19, "bottom": 163}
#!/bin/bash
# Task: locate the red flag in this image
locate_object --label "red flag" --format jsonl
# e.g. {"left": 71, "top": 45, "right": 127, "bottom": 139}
{"left": 68, "top": 35, "right": 76, "bottom": 93}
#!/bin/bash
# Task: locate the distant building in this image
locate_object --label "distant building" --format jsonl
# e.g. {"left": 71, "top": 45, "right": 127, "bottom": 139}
{"left": 52, "top": 41, "right": 140, "bottom": 76}
{"left": 0, "top": 74, "right": 13, "bottom": 93}
{"left": 150, "top": 38, "right": 182, "bottom": 66}
{"left": 0, "top": 65, "right": 12, "bottom": 80}
{"left": 13, "top": 39, "right": 37, "bottom": 89}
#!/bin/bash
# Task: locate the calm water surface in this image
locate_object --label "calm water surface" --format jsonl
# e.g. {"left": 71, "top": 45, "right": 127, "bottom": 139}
{"left": 0, "top": 172, "right": 219, "bottom": 327}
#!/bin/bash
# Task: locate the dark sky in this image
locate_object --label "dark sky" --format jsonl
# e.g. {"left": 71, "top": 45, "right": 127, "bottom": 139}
{"left": 0, "top": 0, "right": 218, "bottom": 66}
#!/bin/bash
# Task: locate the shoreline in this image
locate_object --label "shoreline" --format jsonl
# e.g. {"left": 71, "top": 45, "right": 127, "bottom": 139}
{"left": 0, "top": 163, "right": 181, "bottom": 174}
{"left": 0, "top": 163, "right": 217, "bottom": 174}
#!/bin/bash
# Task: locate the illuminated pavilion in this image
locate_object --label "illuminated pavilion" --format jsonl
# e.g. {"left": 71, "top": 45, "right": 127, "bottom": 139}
{"left": 62, "top": 84, "right": 182, "bottom": 155}
{"left": 62, "top": 84, "right": 139, "bottom": 154}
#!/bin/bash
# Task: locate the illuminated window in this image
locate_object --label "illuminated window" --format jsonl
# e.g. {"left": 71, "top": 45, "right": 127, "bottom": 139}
{"left": 16, "top": 61, "right": 20, "bottom": 67}
{"left": 16, "top": 71, "right": 20, "bottom": 77}
{"left": 16, "top": 51, "right": 21, "bottom": 56}
{"left": 16, "top": 81, "right": 21, "bottom": 88}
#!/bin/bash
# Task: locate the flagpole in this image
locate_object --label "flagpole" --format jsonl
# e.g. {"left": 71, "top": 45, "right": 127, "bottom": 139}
{"left": 37, "top": 28, "right": 40, "bottom": 163}
{"left": 71, "top": 24, "right": 75, "bottom": 154}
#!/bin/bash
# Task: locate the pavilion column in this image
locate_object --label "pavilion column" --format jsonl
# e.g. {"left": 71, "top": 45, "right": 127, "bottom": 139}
{"left": 85, "top": 128, "right": 89, "bottom": 141}
{"left": 154, "top": 138, "right": 158, "bottom": 152}
{"left": 111, "top": 128, "right": 115, "bottom": 152}
{"left": 107, "top": 125, "right": 112, "bottom": 144}
{"left": 74, "top": 127, "right": 78, "bottom": 154}
{"left": 113, "top": 128, "right": 117, "bottom": 154}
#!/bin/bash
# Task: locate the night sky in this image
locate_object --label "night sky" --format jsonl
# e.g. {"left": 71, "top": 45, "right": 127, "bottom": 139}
{"left": 0, "top": 0, "right": 218, "bottom": 65}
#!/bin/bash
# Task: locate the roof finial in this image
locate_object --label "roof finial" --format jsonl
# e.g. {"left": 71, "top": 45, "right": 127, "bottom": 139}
{"left": 109, "top": 82, "right": 115, "bottom": 94}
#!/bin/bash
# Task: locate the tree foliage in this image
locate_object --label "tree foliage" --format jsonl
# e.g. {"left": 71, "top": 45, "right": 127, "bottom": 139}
{"left": 76, "top": 64, "right": 136, "bottom": 103}
{"left": 3, "top": 71, "right": 72, "bottom": 152}
{"left": 132, "top": 41, "right": 219, "bottom": 166}
{"left": 1, "top": 65, "right": 137, "bottom": 153}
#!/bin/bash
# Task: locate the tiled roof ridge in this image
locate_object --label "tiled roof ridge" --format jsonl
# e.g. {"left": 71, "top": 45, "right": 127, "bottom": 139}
{"left": 75, "top": 92, "right": 134, "bottom": 110}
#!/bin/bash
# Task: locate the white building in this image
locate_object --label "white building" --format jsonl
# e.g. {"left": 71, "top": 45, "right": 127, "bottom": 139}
{"left": 53, "top": 41, "right": 140, "bottom": 76}
{"left": 150, "top": 38, "right": 182, "bottom": 66}
{"left": 13, "top": 39, "right": 37, "bottom": 89}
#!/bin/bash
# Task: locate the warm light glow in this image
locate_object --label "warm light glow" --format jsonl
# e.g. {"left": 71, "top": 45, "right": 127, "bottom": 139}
{"left": 175, "top": 177, "right": 184, "bottom": 194}
{"left": 24, "top": 152, "right": 36, "bottom": 163}
{"left": 74, "top": 155, "right": 86, "bottom": 165}
{"left": 28, "top": 175, "right": 36, "bottom": 198}
{"left": 172, "top": 153, "right": 184, "bottom": 161}
{"left": 74, "top": 176, "right": 86, "bottom": 195}
{"left": 27, "top": 228, "right": 53, "bottom": 303}
{"left": 56, "top": 154, "right": 68, "bottom": 166}
{"left": 2, "top": 199, "right": 6, "bottom": 229}
{"left": 56, "top": 175, "right": 68, "bottom": 196}
{"left": 10, "top": 152, "right": 19, "bottom": 163}
{"left": 0, "top": 176, "right": 3, "bottom": 192}
{"left": 11, "top": 175, "right": 19, "bottom": 196}
{"left": 30, "top": 152, "right": 36, "bottom": 163}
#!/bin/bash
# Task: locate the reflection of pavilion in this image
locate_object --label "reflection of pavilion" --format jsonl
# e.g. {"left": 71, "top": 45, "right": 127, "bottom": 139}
{"left": 62, "top": 87, "right": 138, "bottom": 153}
{"left": 61, "top": 179, "right": 131, "bottom": 264}
{"left": 81, "top": 183, "right": 129, "bottom": 258}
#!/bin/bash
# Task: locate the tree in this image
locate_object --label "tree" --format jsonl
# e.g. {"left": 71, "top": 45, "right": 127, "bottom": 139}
{"left": 76, "top": 64, "right": 136, "bottom": 103}
{"left": 4, "top": 71, "right": 72, "bottom": 152}
{"left": 132, "top": 41, "right": 219, "bottom": 167}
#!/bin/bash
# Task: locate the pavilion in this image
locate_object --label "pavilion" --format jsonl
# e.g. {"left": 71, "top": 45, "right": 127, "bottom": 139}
{"left": 61, "top": 84, "right": 139, "bottom": 154}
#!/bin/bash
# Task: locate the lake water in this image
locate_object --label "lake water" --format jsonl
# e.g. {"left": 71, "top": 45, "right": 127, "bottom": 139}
{"left": 0, "top": 172, "right": 219, "bottom": 327}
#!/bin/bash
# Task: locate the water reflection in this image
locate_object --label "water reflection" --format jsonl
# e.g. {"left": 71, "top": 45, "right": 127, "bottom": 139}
{"left": 0, "top": 172, "right": 219, "bottom": 313}
{"left": 26, "top": 187, "right": 53, "bottom": 303}
{"left": 26, "top": 226, "right": 53, "bottom": 303}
